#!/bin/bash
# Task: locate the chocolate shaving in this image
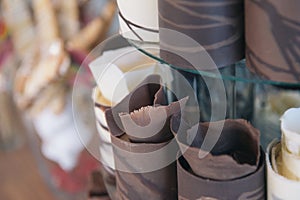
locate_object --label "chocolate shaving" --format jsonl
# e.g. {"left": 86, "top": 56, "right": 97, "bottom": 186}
{"left": 171, "top": 114, "right": 261, "bottom": 180}
{"left": 105, "top": 75, "right": 166, "bottom": 137}
{"left": 119, "top": 97, "right": 188, "bottom": 143}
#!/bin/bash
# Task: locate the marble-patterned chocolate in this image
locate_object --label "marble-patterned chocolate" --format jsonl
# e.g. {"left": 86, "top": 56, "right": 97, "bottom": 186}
{"left": 105, "top": 75, "right": 183, "bottom": 199}
{"left": 177, "top": 151, "right": 265, "bottom": 200}
{"left": 246, "top": 0, "right": 300, "bottom": 83}
{"left": 159, "top": 0, "right": 245, "bottom": 69}
{"left": 171, "top": 114, "right": 261, "bottom": 181}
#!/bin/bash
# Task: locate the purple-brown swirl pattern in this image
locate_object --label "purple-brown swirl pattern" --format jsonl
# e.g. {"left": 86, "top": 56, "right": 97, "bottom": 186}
{"left": 246, "top": 0, "right": 300, "bottom": 84}
{"left": 159, "top": 0, "right": 244, "bottom": 69}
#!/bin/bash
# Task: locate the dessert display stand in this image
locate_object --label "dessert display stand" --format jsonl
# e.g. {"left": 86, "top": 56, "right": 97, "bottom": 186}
{"left": 85, "top": 34, "right": 300, "bottom": 199}
{"left": 129, "top": 40, "right": 300, "bottom": 150}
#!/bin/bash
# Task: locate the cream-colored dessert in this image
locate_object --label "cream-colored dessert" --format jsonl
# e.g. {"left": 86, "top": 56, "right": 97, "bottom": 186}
{"left": 280, "top": 108, "right": 300, "bottom": 180}
{"left": 117, "top": 0, "right": 159, "bottom": 43}
{"left": 267, "top": 141, "right": 300, "bottom": 200}
{"left": 267, "top": 108, "right": 300, "bottom": 199}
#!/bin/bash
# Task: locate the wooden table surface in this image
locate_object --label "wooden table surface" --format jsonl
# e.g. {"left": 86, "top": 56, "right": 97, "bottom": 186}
{"left": 0, "top": 134, "right": 56, "bottom": 200}
{"left": 0, "top": 124, "right": 110, "bottom": 200}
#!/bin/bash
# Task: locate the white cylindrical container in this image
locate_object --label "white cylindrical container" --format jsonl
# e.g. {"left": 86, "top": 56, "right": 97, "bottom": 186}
{"left": 117, "top": 0, "right": 159, "bottom": 43}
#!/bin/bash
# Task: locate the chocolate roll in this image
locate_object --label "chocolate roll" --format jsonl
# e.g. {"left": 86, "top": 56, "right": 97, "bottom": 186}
{"left": 246, "top": 0, "right": 300, "bottom": 84}
{"left": 177, "top": 150, "right": 265, "bottom": 200}
{"left": 159, "top": 0, "right": 245, "bottom": 69}
{"left": 171, "top": 114, "right": 265, "bottom": 199}
{"left": 105, "top": 75, "right": 185, "bottom": 199}
{"left": 111, "top": 135, "right": 178, "bottom": 200}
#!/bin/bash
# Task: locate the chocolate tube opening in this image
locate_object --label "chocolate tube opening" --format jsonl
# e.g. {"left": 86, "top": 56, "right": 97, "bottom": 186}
{"left": 171, "top": 114, "right": 260, "bottom": 180}
{"left": 177, "top": 149, "right": 265, "bottom": 200}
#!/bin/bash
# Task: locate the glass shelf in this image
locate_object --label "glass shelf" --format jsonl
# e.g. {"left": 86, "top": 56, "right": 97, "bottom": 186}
{"left": 124, "top": 37, "right": 300, "bottom": 150}
{"left": 128, "top": 39, "right": 300, "bottom": 88}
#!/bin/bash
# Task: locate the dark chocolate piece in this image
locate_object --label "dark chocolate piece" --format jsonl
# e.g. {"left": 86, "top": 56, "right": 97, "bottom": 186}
{"left": 119, "top": 97, "right": 187, "bottom": 143}
{"left": 246, "top": 0, "right": 300, "bottom": 83}
{"left": 111, "top": 135, "right": 178, "bottom": 200}
{"left": 171, "top": 114, "right": 260, "bottom": 180}
{"left": 105, "top": 75, "right": 166, "bottom": 137}
{"left": 105, "top": 75, "right": 185, "bottom": 199}
{"left": 159, "top": 0, "right": 245, "bottom": 69}
{"left": 177, "top": 149, "right": 266, "bottom": 200}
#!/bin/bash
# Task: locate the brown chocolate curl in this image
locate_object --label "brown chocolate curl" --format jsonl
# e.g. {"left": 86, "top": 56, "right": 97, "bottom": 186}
{"left": 171, "top": 114, "right": 261, "bottom": 180}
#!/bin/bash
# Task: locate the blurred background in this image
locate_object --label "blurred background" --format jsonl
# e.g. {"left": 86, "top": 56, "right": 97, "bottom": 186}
{"left": 0, "top": 0, "right": 118, "bottom": 199}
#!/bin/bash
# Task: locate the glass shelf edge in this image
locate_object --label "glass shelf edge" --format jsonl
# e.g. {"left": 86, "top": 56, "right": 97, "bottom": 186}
{"left": 128, "top": 39, "right": 300, "bottom": 88}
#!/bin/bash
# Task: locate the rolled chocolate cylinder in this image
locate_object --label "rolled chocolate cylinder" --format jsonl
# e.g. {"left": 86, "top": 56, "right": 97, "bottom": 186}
{"left": 105, "top": 75, "right": 185, "bottom": 199}
{"left": 111, "top": 135, "right": 177, "bottom": 200}
{"left": 267, "top": 140, "right": 300, "bottom": 200}
{"left": 171, "top": 114, "right": 261, "bottom": 180}
{"left": 105, "top": 75, "right": 167, "bottom": 138}
{"left": 177, "top": 149, "right": 265, "bottom": 200}
{"left": 246, "top": 0, "right": 300, "bottom": 83}
{"left": 159, "top": 0, "right": 245, "bottom": 69}
{"left": 117, "top": 0, "right": 159, "bottom": 43}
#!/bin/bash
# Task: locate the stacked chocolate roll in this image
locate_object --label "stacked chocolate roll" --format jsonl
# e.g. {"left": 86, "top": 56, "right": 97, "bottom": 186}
{"left": 158, "top": 0, "right": 245, "bottom": 69}
{"left": 267, "top": 108, "right": 300, "bottom": 199}
{"left": 89, "top": 46, "right": 160, "bottom": 198}
{"left": 171, "top": 114, "right": 265, "bottom": 199}
{"left": 105, "top": 75, "right": 185, "bottom": 199}
{"left": 246, "top": 0, "right": 300, "bottom": 83}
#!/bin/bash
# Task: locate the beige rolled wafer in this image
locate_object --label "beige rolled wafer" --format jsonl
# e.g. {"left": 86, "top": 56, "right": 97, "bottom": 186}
{"left": 1, "top": 0, "right": 36, "bottom": 58}
{"left": 26, "top": 80, "right": 67, "bottom": 116}
{"left": 24, "top": 39, "right": 70, "bottom": 101}
{"left": 279, "top": 108, "right": 300, "bottom": 181}
{"left": 281, "top": 108, "right": 300, "bottom": 156}
{"left": 267, "top": 140, "right": 300, "bottom": 200}
{"left": 32, "top": 0, "right": 59, "bottom": 47}
{"left": 67, "top": 0, "right": 117, "bottom": 51}
{"left": 56, "top": 0, "right": 80, "bottom": 40}
{"left": 281, "top": 143, "right": 300, "bottom": 181}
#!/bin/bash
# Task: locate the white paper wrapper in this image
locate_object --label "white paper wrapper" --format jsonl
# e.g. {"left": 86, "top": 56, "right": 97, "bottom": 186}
{"left": 33, "top": 97, "right": 92, "bottom": 171}
{"left": 117, "top": 0, "right": 159, "bottom": 42}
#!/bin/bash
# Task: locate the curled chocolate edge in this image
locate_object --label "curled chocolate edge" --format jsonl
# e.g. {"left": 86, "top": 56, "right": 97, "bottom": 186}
{"left": 171, "top": 114, "right": 261, "bottom": 181}
{"left": 177, "top": 148, "right": 265, "bottom": 200}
